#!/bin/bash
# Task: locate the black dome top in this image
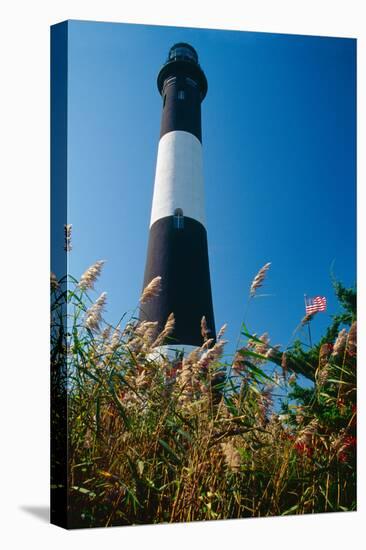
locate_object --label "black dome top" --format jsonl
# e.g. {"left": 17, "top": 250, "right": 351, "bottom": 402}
{"left": 168, "top": 43, "right": 199, "bottom": 64}
{"left": 157, "top": 42, "right": 207, "bottom": 100}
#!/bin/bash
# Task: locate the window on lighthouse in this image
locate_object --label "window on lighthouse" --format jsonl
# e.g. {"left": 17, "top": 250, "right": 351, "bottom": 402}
{"left": 173, "top": 208, "right": 184, "bottom": 229}
{"left": 178, "top": 90, "right": 185, "bottom": 100}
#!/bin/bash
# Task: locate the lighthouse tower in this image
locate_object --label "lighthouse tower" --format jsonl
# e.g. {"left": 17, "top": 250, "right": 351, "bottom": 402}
{"left": 140, "top": 43, "right": 216, "bottom": 354}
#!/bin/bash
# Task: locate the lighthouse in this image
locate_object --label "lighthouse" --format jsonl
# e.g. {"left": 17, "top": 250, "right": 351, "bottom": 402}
{"left": 140, "top": 43, "right": 216, "bottom": 354}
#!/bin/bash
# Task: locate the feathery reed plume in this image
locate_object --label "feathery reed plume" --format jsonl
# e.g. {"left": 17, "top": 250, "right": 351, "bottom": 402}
{"left": 232, "top": 351, "right": 247, "bottom": 374}
{"left": 201, "top": 316, "right": 209, "bottom": 341}
{"left": 260, "top": 383, "right": 274, "bottom": 413}
{"left": 316, "top": 364, "right": 330, "bottom": 388}
{"left": 200, "top": 337, "right": 214, "bottom": 351}
{"left": 288, "top": 372, "right": 297, "bottom": 385}
{"left": 110, "top": 324, "right": 122, "bottom": 350}
{"left": 64, "top": 224, "right": 72, "bottom": 252}
{"left": 140, "top": 276, "right": 162, "bottom": 304}
{"left": 247, "top": 333, "right": 270, "bottom": 364}
{"left": 332, "top": 328, "right": 347, "bottom": 357}
{"left": 50, "top": 272, "right": 59, "bottom": 291}
{"left": 134, "top": 320, "right": 159, "bottom": 351}
{"left": 135, "top": 320, "right": 156, "bottom": 334}
{"left": 198, "top": 339, "right": 226, "bottom": 369}
{"left": 319, "top": 343, "right": 331, "bottom": 368}
{"left": 152, "top": 313, "right": 175, "bottom": 348}
{"left": 331, "top": 428, "right": 347, "bottom": 453}
{"left": 103, "top": 324, "right": 121, "bottom": 356}
{"left": 347, "top": 321, "right": 357, "bottom": 356}
{"left": 250, "top": 262, "right": 271, "bottom": 297}
{"left": 78, "top": 260, "right": 106, "bottom": 291}
{"left": 136, "top": 320, "right": 159, "bottom": 344}
{"left": 256, "top": 333, "right": 269, "bottom": 352}
{"left": 217, "top": 323, "right": 227, "bottom": 340}
{"left": 127, "top": 336, "right": 144, "bottom": 354}
{"left": 314, "top": 344, "right": 332, "bottom": 388}
{"left": 84, "top": 292, "right": 107, "bottom": 332}
{"left": 295, "top": 406, "right": 305, "bottom": 425}
{"left": 176, "top": 356, "right": 200, "bottom": 405}
{"left": 186, "top": 347, "right": 200, "bottom": 365}
{"left": 221, "top": 440, "right": 241, "bottom": 473}
{"left": 178, "top": 359, "right": 193, "bottom": 387}
{"left": 265, "top": 344, "right": 281, "bottom": 360}
{"left": 164, "top": 312, "right": 175, "bottom": 334}
{"left": 135, "top": 370, "right": 148, "bottom": 390}
{"left": 301, "top": 312, "right": 316, "bottom": 325}
{"left": 249, "top": 332, "right": 270, "bottom": 352}
{"left": 331, "top": 429, "right": 356, "bottom": 460}
{"left": 296, "top": 418, "right": 318, "bottom": 445}
{"left": 101, "top": 326, "right": 111, "bottom": 340}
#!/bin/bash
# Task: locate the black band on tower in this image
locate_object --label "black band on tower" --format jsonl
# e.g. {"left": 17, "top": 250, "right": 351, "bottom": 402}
{"left": 158, "top": 43, "right": 207, "bottom": 143}
{"left": 160, "top": 75, "right": 203, "bottom": 142}
{"left": 140, "top": 216, "right": 215, "bottom": 346}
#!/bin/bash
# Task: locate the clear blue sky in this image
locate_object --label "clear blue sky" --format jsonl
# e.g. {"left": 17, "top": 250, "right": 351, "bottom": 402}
{"left": 66, "top": 20, "right": 356, "bottom": 358}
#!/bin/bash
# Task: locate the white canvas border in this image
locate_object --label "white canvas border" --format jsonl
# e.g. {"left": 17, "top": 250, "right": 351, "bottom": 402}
{"left": 0, "top": 1, "right": 363, "bottom": 549}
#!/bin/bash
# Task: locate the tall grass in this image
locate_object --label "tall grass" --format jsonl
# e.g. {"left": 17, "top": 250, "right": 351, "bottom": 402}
{"left": 50, "top": 263, "right": 356, "bottom": 528}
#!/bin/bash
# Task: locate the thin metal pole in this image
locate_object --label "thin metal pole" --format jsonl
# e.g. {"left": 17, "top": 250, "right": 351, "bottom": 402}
{"left": 308, "top": 321, "right": 313, "bottom": 348}
{"left": 304, "top": 294, "right": 313, "bottom": 347}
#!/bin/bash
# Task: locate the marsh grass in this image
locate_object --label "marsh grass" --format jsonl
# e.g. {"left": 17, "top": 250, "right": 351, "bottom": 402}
{"left": 50, "top": 263, "right": 356, "bottom": 528}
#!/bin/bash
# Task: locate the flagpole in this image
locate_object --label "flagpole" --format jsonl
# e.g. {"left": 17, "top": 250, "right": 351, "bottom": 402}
{"left": 304, "top": 294, "right": 313, "bottom": 347}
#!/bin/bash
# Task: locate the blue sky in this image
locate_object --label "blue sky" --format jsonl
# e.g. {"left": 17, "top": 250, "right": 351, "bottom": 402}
{"left": 66, "top": 20, "right": 356, "bottom": 358}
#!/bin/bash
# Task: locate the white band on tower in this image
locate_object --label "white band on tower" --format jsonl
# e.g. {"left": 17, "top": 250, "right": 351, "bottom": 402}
{"left": 150, "top": 130, "right": 206, "bottom": 228}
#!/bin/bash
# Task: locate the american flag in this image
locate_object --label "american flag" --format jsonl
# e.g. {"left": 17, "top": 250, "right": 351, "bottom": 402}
{"left": 305, "top": 295, "right": 327, "bottom": 315}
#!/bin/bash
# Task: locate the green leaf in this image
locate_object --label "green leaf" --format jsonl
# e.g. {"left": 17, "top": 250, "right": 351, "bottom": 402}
{"left": 107, "top": 378, "right": 131, "bottom": 429}
{"left": 240, "top": 322, "right": 257, "bottom": 340}
{"left": 158, "top": 438, "right": 181, "bottom": 465}
{"left": 137, "top": 460, "right": 144, "bottom": 476}
{"left": 124, "top": 484, "right": 142, "bottom": 511}
{"left": 224, "top": 398, "right": 239, "bottom": 417}
{"left": 176, "top": 428, "right": 193, "bottom": 443}
{"left": 237, "top": 354, "right": 276, "bottom": 384}
{"left": 281, "top": 504, "right": 299, "bottom": 516}
{"left": 238, "top": 348, "right": 268, "bottom": 361}
{"left": 72, "top": 486, "right": 96, "bottom": 498}
{"left": 319, "top": 485, "right": 334, "bottom": 510}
